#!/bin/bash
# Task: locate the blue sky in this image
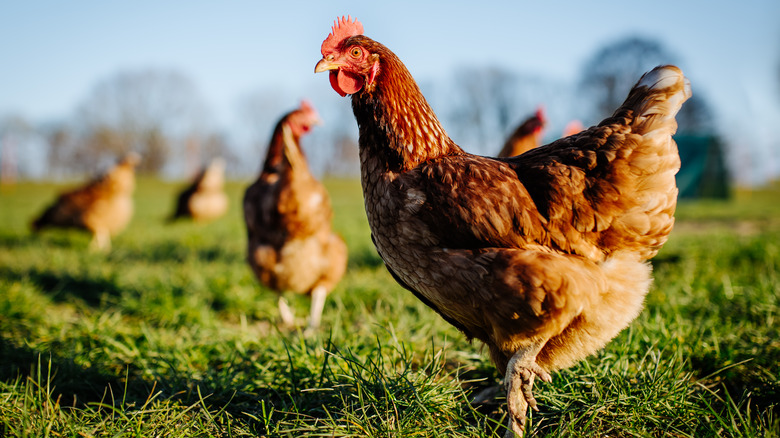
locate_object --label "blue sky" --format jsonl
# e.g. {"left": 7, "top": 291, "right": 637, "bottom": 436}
{"left": 2, "top": 0, "right": 779, "bottom": 182}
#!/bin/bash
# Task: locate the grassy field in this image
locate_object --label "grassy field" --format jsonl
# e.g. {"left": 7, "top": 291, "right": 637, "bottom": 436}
{"left": 0, "top": 177, "right": 778, "bottom": 437}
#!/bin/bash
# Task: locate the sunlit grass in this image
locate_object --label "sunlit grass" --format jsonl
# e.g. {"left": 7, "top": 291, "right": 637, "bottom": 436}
{"left": 0, "top": 179, "right": 778, "bottom": 437}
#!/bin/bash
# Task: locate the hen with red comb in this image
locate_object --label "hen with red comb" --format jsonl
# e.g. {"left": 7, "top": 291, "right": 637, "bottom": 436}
{"left": 243, "top": 101, "right": 347, "bottom": 331}
{"left": 316, "top": 17, "right": 690, "bottom": 437}
{"left": 497, "top": 106, "right": 547, "bottom": 158}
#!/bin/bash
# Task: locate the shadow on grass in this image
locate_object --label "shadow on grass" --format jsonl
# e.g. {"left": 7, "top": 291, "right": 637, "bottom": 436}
{"left": 0, "top": 230, "right": 88, "bottom": 250}
{"left": 0, "top": 337, "right": 262, "bottom": 427}
{"left": 690, "top": 354, "right": 780, "bottom": 415}
{"left": 0, "top": 266, "right": 122, "bottom": 306}
{"left": 0, "top": 334, "right": 318, "bottom": 436}
{"left": 0, "top": 330, "right": 504, "bottom": 436}
{"left": 108, "top": 240, "right": 244, "bottom": 265}
{"left": 347, "top": 245, "right": 385, "bottom": 269}
{"left": 649, "top": 252, "right": 682, "bottom": 267}
{"left": 0, "top": 335, "right": 267, "bottom": 431}
{"left": 0, "top": 233, "right": 33, "bottom": 249}
{"left": 0, "top": 337, "right": 151, "bottom": 408}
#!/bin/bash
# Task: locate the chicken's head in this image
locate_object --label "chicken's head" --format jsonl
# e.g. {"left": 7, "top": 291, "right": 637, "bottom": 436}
{"left": 285, "top": 100, "right": 322, "bottom": 139}
{"left": 118, "top": 151, "right": 142, "bottom": 168}
{"left": 531, "top": 106, "right": 547, "bottom": 137}
{"left": 314, "top": 16, "right": 379, "bottom": 97}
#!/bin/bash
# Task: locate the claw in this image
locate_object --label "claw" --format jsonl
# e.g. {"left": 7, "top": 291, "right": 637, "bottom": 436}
{"left": 531, "top": 363, "right": 552, "bottom": 383}
{"left": 503, "top": 346, "right": 551, "bottom": 437}
{"left": 519, "top": 369, "right": 539, "bottom": 411}
{"left": 505, "top": 366, "right": 535, "bottom": 436}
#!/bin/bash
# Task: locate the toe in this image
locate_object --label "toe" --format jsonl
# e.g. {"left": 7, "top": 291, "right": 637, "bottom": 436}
{"left": 519, "top": 370, "right": 539, "bottom": 411}
{"left": 529, "top": 363, "right": 552, "bottom": 383}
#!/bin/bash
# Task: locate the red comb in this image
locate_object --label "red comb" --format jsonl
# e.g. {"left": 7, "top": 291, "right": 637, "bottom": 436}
{"left": 535, "top": 106, "right": 546, "bottom": 122}
{"left": 321, "top": 15, "right": 364, "bottom": 55}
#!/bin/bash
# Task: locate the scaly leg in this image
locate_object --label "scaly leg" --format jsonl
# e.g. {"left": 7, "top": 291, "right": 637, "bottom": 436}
{"left": 308, "top": 285, "right": 327, "bottom": 330}
{"left": 504, "top": 342, "right": 552, "bottom": 438}
{"left": 278, "top": 296, "right": 295, "bottom": 327}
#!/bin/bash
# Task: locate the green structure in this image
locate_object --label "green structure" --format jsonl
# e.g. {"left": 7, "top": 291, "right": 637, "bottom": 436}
{"left": 675, "top": 134, "right": 731, "bottom": 199}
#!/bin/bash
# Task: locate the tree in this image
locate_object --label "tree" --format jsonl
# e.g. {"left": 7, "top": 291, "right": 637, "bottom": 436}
{"left": 0, "top": 115, "right": 27, "bottom": 184}
{"left": 445, "top": 67, "right": 576, "bottom": 154}
{"left": 1, "top": 115, "right": 48, "bottom": 182}
{"left": 41, "top": 122, "right": 80, "bottom": 177}
{"left": 579, "top": 35, "right": 715, "bottom": 134}
{"left": 579, "top": 36, "right": 677, "bottom": 120}
{"left": 448, "top": 66, "right": 518, "bottom": 154}
{"left": 675, "top": 92, "right": 715, "bottom": 134}
{"left": 317, "top": 94, "right": 361, "bottom": 178}
{"left": 235, "top": 88, "right": 291, "bottom": 175}
{"left": 323, "top": 134, "right": 359, "bottom": 177}
{"left": 74, "top": 69, "right": 210, "bottom": 174}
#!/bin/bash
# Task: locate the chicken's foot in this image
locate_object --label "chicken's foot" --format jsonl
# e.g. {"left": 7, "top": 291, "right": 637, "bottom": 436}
{"left": 308, "top": 285, "right": 327, "bottom": 330}
{"left": 278, "top": 296, "right": 295, "bottom": 327}
{"left": 90, "top": 229, "right": 111, "bottom": 252}
{"left": 504, "top": 343, "right": 552, "bottom": 438}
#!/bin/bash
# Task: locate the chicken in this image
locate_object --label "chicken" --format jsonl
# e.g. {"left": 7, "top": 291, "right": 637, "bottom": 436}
{"left": 562, "top": 119, "right": 585, "bottom": 138}
{"left": 243, "top": 101, "right": 347, "bottom": 330}
{"left": 497, "top": 107, "right": 546, "bottom": 158}
{"left": 168, "top": 157, "right": 229, "bottom": 223}
{"left": 315, "top": 16, "right": 690, "bottom": 436}
{"left": 31, "top": 152, "right": 140, "bottom": 250}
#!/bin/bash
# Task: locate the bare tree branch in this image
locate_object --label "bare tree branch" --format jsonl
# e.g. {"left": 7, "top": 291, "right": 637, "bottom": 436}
{"left": 74, "top": 69, "right": 210, "bottom": 174}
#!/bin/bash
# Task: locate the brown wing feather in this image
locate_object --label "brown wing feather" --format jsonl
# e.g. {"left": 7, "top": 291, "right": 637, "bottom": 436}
{"left": 512, "top": 67, "right": 689, "bottom": 261}
{"left": 390, "top": 67, "right": 688, "bottom": 266}
{"left": 399, "top": 156, "right": 549, "bottom": 251}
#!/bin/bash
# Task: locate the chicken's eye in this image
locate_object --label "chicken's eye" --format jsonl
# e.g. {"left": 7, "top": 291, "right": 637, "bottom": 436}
{"left": 350, "top": 47, "right": 362, "bottom": 58}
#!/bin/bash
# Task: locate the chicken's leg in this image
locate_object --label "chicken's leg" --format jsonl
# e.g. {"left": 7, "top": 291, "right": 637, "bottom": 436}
{"left": 308, "top": 285, "right": 327, "bottom": 330}
{"left": 504, "top": 342, "right": 552, "bottom": 438}
{"left": 278, "top": 296, "right": 295, "bottom": 327}
{"left": 90, "top": 228, "right": 111, "bottom": 251}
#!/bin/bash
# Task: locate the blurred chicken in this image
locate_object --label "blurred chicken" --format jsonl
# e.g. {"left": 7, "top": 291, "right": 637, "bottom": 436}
{"left": 168, "top": 157, "right": 229, "bottom": 223}
{"left": 243, "top": 101, "right": 347, "bottom": 329}
{"left": 316, "top": 16, "right": 690, "bottom": 436}
{"left": 31, "top": 153, "right": 140, "bottom": 250}
{"left": 562, "top": 119, "right": 585, "bottom": 138}
{"left": 497, "top": 107, "right": 546, "bottom": 158}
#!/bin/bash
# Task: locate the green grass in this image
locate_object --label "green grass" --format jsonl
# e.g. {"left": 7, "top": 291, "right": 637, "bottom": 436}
{"left": 0, "top": 178, "right": 778, "bottom": 437}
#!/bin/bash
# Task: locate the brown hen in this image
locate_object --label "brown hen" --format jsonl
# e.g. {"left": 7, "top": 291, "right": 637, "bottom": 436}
{"left": 31, "top": 153, "right": 140, "bottom": 250}
{"left": 243, "top": 101, "right": 347, "bottom": 330}
{"left": 315, "top": 16, "right": 690, "bottom": 436}
{"left": 497, "top": 107, "right": 546, "bottom": 158}
{"left": 169, "top": 157, "right": 229, "bottom": 223}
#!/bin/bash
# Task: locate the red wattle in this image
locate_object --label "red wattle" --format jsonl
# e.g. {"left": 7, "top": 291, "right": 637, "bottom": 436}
{"left": 329, "top": 70, "right": 362, "bottom": 96}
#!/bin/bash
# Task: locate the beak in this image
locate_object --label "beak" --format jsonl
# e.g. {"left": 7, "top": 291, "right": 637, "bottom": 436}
{"left": 315, "top": 57, "right": 341, "bottom": 73}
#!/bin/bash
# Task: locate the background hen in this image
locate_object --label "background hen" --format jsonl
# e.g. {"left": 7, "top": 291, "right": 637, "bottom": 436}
{"left": 316, "top": 16, "right": 690, "bottom": 436}
{"left": 31, "top": 152, "right": 140, "bottom": 250}
{"left": 243, "top": 101, "right": 347, "bottom": 330}
{"left": 561, "top": 119, "right": 584, "bottom": 138}
{"left": 497, "top": 107, "right": 546, "bottom": 158}
{"left": 168, "top": 157, "right": 229, "bottom": 223}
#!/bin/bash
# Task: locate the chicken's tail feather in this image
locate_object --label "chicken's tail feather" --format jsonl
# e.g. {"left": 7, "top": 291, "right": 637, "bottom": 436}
{"left": 605, "top": 66, "right": 691, "bottom": 259}
{"left": 623, "top": 65, "right": 691, "bottom": 139}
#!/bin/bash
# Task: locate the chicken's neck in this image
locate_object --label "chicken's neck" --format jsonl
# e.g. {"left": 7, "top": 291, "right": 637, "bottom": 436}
{"left": 351, "top": 51, "right": 463, "bottom": 173}
{"left": 261, "top": 120, "right": 297, "bottom": 175}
